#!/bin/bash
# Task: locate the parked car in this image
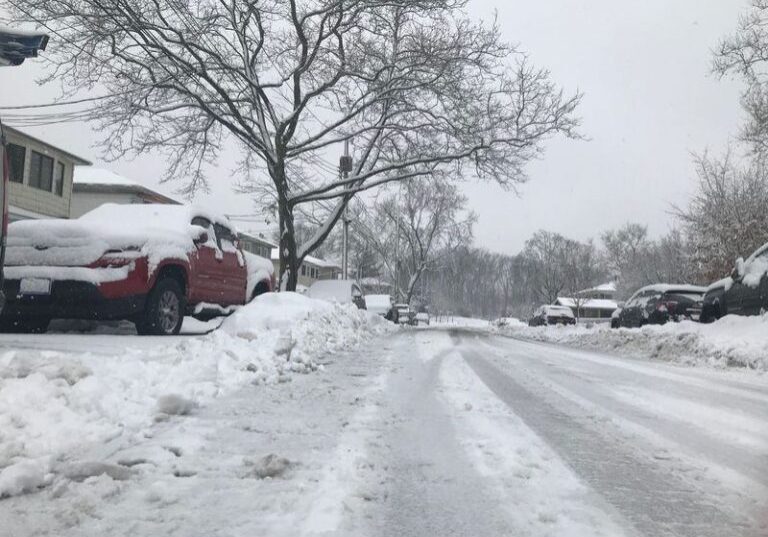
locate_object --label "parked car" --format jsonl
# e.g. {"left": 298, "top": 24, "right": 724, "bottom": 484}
{"left": 365, "top": 294, "right": 396, "bottom": 321}
{"left": 701, "top": 242, "right": 768, "bottom": 323}
{"left": 415, "top": 312, "right": 430, "bottom": 326}
{"left": 610, "top": 308, "right": 622, "bottom": 329}
{"left": 0, "top": 204, "right": 274, "bottom": 335}
{"left": 395, "top": 303, "right": 415, "bottom": 325}
{"left": 528, "top": 305, "right": 576, "bottom": 326}
{"left": 614, "top": 284, "right": 706, "bottom": 328}
{"left": 307, "top": 280, "right": 366, "bottom": 310}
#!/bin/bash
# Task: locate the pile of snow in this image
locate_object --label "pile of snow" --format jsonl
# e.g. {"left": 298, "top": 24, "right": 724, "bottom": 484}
{"left": 503, "top": 314, "right": 768, "bottom": 370}
{"left": 0, "top": 293, "right": 391, "bottom": 498}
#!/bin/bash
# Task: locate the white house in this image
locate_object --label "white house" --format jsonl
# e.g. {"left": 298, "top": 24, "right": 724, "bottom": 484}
{"left": 4, "top": 126, "right": 91, "bottom": 221}
{"left": 555, "top": 282, "right": 619, "bottom": 322}
{"left": 70, "top": 168, "right": 180, "bottom": 218}
{"left": 270, "top": 248, "right": 342, "bottom": 290}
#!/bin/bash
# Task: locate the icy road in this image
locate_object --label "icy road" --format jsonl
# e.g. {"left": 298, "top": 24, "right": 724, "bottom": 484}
{"left": 3, "top": 327, "right": 767, "bottom": 537}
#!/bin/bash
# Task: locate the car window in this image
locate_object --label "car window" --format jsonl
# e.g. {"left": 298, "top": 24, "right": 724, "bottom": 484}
{"left": 213, "top": 223, "right": 239, "bottom": 254}
{"left": 191, "top": 217, "right": 216, "bottom": 247}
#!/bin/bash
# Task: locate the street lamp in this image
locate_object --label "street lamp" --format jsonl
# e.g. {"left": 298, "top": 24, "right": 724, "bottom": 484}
{"left": 0, "top": 26, "right": 49, "bottom": 66}
{"left": 0, "top": 26, "right": 49, "bottom": 312}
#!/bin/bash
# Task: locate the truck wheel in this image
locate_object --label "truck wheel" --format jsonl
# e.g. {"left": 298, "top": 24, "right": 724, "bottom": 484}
{"left": 136, "top": 278, "right": 185, "bottom": 336}
{"left": 0, "top": 317, "right": 50, "bottom": 334}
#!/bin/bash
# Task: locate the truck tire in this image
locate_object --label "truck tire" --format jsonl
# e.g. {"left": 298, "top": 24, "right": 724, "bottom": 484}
{"left": 136, "top": 278, "right": 185, "bottom": 336}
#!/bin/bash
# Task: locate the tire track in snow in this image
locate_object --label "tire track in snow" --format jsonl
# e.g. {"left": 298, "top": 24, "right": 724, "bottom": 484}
{"left": 460, "top": 340, "right": 762, "bottom": 537}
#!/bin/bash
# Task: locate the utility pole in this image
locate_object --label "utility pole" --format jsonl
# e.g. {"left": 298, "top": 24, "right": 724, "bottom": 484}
{"left": 339, "top": 140, "right": 353, "bottom": 280}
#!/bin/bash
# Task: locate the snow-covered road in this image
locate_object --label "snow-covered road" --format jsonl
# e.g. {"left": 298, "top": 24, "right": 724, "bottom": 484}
{"left": 2, "top": 327, "right": 766, "bottom": 537}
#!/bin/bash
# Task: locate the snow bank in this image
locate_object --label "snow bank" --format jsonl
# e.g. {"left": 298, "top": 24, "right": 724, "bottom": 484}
{"left": 503, "top": 314, "right": 768, "bottom": 370}
{"left": 0, "top": 293, "right": 391, "bottom": 498}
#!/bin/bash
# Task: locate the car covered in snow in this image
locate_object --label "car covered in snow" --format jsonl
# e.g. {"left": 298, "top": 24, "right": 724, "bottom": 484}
{"left": 394, "top": 303, "right": 415, "bottom": 325}
{"left": 415, "top": 312, "right": 430, "bottom": 326}
{"left": 700, "top": 242, "right": 768, "bottom": 323}
{"left": 0, "top": 204, "right": 274, "bottom": 335}
{"left": 364, "top": 294, "right": 395, "bottom": 321}
{"left": 614, "top": 284, "right": 706, "bottom": 328}
{"left": 610, "top": 307, "right": 622, "bottom": 329}
{"left": 307, "top": 280, "right": 366, "bottom": 309}
{"left": 528, "top": 305, "right": 576, "bottom": 326}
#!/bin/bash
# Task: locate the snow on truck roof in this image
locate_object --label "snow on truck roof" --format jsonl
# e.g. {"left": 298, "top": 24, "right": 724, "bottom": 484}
{"left": 79, "top": 203, "right": 237, "bottom": 232}
{"left": 6, "top": 204, "right": 239, "bottom": 271}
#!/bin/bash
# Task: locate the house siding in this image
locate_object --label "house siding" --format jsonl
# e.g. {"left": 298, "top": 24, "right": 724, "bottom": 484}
{"left": 6, "top": 129, "right": 85, "bottom": 220}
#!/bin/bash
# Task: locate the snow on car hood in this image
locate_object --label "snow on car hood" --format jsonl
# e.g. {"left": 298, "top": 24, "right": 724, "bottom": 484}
{"left": 5, "top": 204, "right": 216, "bottom": 270}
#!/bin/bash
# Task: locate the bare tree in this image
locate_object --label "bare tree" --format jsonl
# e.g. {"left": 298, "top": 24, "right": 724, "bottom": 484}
{"left": 358, "top": 177, "right": 474, "bottom": 302}
{"left": 562, "top": 239, "right": 602, "bottom": 319}
{"left": 521, "top": 230, "right": 569, "bottom": 304}
{"left": 673, "top": 151, "right": 768, "bottom": 281}
{"left": 6, "top": 0, "right": 580, "bottom": 290}
{"left": 715, "top": 0, "right": 768, "bottom": 151}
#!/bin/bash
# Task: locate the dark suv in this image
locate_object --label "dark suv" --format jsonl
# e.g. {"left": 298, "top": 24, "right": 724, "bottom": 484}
{"left": 700, "top": 242, "right": 768, "bottom": 322}
{"left": 615, "top": 284, "right": 706, "bottom": 328}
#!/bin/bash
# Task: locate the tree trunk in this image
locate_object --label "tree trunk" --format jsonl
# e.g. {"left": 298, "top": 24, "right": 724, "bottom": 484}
{"left": 276, "top": 169, "right": 299, "bottom": 292}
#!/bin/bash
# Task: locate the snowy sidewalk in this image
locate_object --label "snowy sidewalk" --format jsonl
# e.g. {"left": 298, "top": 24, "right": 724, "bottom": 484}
{"left": 0, "top": 293, "right": 390, "bottom": 503}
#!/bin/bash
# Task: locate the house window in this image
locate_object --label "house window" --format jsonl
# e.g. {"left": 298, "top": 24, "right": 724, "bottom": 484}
{"left": 29, "top": 151, "right": 54, "bottom": 192}
{"left": 301, "top": 265, "right": 306, "bottom": 276}
{"left": 6, "top": 143, "right": 25, "bottom": 184}
{"left": 54, "top": 162, "right": 65, "bottom": 196}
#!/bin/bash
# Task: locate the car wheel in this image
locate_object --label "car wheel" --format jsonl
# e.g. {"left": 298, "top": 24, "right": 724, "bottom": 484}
{"left": 0, "top": 317, "right": 50, "bottom": 334}
{"left": 136, "top": 278, "right": 185, "bottom": 336}
{"left": 249, "top": 280, "right": 271, "bottom": 301}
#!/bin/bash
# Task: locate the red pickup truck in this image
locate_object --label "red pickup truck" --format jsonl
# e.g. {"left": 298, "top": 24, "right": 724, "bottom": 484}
{"left": 0, "top": 204, "right": 273, "bottom": 335}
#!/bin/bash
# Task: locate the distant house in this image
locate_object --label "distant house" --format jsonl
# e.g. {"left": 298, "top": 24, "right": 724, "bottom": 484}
{"left": 555, "top": 282, "right": 618, "bottom": 322}
{"left": 577, "top": 282, "right": 617, "bottom": 300}
{"left": 70, "top": 168, "right": 180, "bottom": 218}
{"left": 4, "top": 126, "right": 91, "bottom": 221}
{"left": 238, "top": 231, "right": 275, "bottom": 259}
{"left": 270, "top": 248, "right": 342, "bottom": 289}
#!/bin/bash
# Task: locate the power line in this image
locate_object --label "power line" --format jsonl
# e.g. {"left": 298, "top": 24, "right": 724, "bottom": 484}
{"left": 0, "top": 93, "right": 121, "bottom": 110}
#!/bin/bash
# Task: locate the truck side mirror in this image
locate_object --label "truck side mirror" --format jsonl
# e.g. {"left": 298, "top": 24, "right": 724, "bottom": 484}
{"left": 731, "top": 257, "right": 745, "bottom": 281}
{"left": 194, "top": 231, "right": 209, "bottom": 246}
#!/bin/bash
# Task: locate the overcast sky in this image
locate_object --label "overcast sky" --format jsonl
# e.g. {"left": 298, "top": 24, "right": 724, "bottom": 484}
{"left": 0, "top": 0, "right": 749, "bottom": 253}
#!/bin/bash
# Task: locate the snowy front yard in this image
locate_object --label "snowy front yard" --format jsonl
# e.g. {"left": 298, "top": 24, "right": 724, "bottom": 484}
{"left": 501, "top": 314, "right": 768, "bottom": 370}
{"left": 0, "top": 293, "right": 391, "bottom": 499}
